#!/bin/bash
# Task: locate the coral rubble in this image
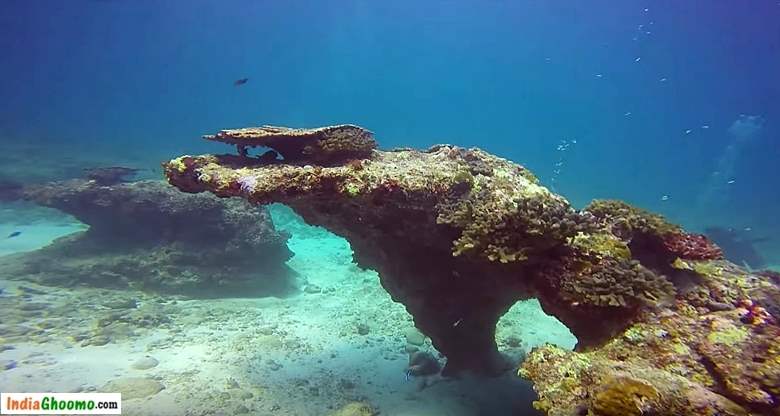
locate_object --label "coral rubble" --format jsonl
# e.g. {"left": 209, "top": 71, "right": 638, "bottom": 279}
{"left": 0, "top": 179, "right": 293, "bottom": 296}
{"left": 163, "top": 124, "right": 780, "bottom": 415}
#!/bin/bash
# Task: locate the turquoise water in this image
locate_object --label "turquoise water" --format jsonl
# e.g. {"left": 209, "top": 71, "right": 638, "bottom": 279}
{"left": 0, "top": 1, "right": 778, "bottom": 415}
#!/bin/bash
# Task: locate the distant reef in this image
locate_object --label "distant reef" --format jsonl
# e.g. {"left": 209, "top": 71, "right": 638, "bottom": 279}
{"left": 0, "top": 179, "right": 294, "bottom": 297}
{"left": 164, "top": 123, "right": 780, "bottom": 416}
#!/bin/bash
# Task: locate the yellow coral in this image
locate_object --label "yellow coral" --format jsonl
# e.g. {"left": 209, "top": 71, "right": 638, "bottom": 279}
{"left": 692, "top": 261, "right": 724, "bottom": 277}
{"left": 168, "top": 156, "right": 189, "bottom": 173}
{"left": 570, "top": 232, "right": 631, "bottom": 260}
{"left": 706, "top": 325, "right": 748, "bottom": 346}
{"left": 592, "top": 376, "right": 660, "bottom": 416}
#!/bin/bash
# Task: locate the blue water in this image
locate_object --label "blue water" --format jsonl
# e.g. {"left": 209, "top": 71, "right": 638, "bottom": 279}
{"left": 1, "top": 2, "right": 780, "bottom": 414}
{"left": 1, "top": 1, "right": 778, "bottom": 254}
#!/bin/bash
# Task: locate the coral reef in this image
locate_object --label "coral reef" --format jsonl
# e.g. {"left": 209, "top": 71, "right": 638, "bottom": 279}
{"left": 163, "top": 124, "right": 780, "bottom": 414}
{"left": 165, "top": 141, "right": 578, "bottom": 375}
{"left": 0, "top": 179, "right": 293, "bottom": 296}
{"left": 203, "top": 124, "right": 376, "bottom": 164}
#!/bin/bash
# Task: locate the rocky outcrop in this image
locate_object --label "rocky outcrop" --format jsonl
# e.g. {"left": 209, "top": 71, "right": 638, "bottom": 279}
{"left": 163, "top": 124, "right": 780, "bottom": 415}
{"left": 0, "top": 179, "right": 293, "bottom": 297}
{"left": 165, "top": 144, "right": 584, "bottom": 376}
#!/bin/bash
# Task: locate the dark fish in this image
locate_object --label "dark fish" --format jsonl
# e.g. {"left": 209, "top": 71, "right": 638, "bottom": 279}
{"left": 234, "top": 78, "right": 249, "bottom": 86}
{"left": 7, "top": 231, "right": 21, "bottom": 238}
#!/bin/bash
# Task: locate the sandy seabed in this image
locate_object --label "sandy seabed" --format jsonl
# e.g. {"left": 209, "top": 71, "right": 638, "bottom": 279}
{"left": 0, "top": 205, "right": 576, "bottom": 416}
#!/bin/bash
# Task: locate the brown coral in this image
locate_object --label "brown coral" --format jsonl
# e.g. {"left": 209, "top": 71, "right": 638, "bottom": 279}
{"left": 203, "top": 124, "right": 376, "bottom": 165}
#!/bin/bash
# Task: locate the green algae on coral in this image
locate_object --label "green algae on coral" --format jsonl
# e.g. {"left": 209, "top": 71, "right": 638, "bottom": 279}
{"left": 706, "top": 324, "right": 748, "bottom": 346}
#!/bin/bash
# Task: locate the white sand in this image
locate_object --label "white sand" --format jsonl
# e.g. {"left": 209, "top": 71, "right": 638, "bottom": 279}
{"left": 0, "top": 206, "right": 576, "bottom": 415}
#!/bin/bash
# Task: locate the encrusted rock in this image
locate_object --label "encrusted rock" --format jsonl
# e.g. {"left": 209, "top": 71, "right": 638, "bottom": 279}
{"left": 131, "top": 356, "right": 159, "bottom": 370}
{"left": 408, "top": 351, "right": 441, "bottom": 376}
{"left": 0, "top": 179, "right": 293, "bottom": 296}
{"left": 101, "top": 377, "right": 164, "bottom": 400}
{"left": 403, "top": 327, "right": 426, "bottom": 346}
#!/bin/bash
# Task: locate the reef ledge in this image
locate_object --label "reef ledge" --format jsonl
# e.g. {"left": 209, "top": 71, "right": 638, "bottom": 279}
{"left": 164, "top": 124, "right": 779, "bottom": 415}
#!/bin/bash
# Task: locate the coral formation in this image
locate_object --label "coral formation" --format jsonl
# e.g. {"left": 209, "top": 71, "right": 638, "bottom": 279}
{"left": 662, "top": 232, "right": 724, "bottom": 260}
{"left": 0, "top": 179, "right": 293, "bottom": 296}
{"left": 585, "top": 199, "right": 681, "bottom": 238}
{"left": 203, "top": 124, "right": 376, "bottom": 164}
{"left": 585, "top": 199, "right": 724, "bottom": 262}
{"left": 163, "top": 124, "right": 780, "bottom": 414}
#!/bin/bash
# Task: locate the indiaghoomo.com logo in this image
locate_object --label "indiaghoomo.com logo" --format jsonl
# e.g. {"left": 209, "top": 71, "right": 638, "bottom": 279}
{"left": 1, "top": 393, "right": 121, "bottom": 415}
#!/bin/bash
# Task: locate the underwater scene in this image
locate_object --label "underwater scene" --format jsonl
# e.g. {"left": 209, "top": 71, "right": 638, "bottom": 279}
{"left": 1, "top": 1, "right": 779, "bottom": 415}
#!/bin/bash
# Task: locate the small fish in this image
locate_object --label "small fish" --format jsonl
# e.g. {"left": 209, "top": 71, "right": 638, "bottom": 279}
{"left": 685, "top": 129, "right": 692, "bottom": 134}
{"left": 661, "top": 195, "right": 669, "bottom": 201}
{"left": 660, "top": 77, "right": 668, "bottom": 82}
{"left": 727, "top": 179, "right": 736, "bottom": 184}
{"left": 233, "top": 78, "right": 249, "bottom": 86}
{"left": 634, "top": 57, "right": 641, "bottom": 62}
{"left": 701, "top": 125, "right": 710, "bottom": 129}
{"left": 404, "top": 369, "right": 413, "bottom": 381}
{"left": 453, "top": 318, "right": 463, "bottom": 327}
{"left": 7, "top": 231, "right": 21, "bottom": 239}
